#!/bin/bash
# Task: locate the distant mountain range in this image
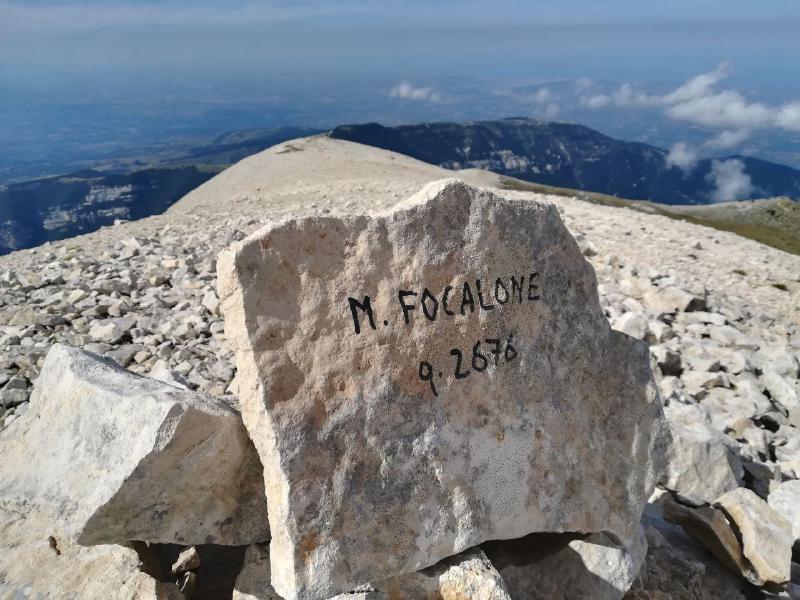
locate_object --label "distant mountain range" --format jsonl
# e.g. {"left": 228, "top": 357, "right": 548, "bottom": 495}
{"left": 0, "top": 127, "right": 321, "bottom": 254}
{"left": 330, "top": 118, "right": 800, "bottom": 205}
{"left": 1, "top": 119, "right": 798, "bottom": 255}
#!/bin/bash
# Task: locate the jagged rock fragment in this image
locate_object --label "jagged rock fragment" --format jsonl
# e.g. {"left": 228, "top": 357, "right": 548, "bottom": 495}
{"left": 0, "top": 343, "right": 269, "bottom": 546}
{"left": 663, "top": 412, "right": 742, "bottom": 505}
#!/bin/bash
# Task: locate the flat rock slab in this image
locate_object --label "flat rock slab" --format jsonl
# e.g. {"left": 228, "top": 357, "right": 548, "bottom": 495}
{"left": 219, "top": 179, "right": 669, "bottom": 600}
{"left": 715, "top": 487, "right": 793, "bottom": 587}
{"left": 0, "top": 343, "right": 269, "bottom": 546}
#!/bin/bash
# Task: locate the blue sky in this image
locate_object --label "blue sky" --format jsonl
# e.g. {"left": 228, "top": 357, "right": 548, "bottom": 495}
{"left": 2, "top": 0, "right": 798, "bottom": 84}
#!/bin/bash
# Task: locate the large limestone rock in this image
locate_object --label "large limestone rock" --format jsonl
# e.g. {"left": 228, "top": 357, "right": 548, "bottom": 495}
{"left": 483, "top": 527, "right": 647, "bottom": 600}
{"left": 219, "top": 179, "right": 669, "bottom": 600}
{"left": 0, "top": 343, "right": 269, "bottom": 546}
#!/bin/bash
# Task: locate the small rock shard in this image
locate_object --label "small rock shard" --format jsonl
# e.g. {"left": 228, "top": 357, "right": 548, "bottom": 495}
{"left": 172, "top": 546, "right": 201, "bottom": 575}
{"left": 219, "top": 179, "right": 669, "bottom": 600}
{"left": 0, "top": 343, "right": 269, "bottom": 546}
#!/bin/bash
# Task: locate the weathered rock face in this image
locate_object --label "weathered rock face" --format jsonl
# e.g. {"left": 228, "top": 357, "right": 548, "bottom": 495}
{"left": 483, "top": 527, "right": 647, "bottom": 600}
{"left": 0, "top": 343, "right": 269, "bottom": 546}
{"left": 219, "top": 179, "right": 669, "bottom": 600}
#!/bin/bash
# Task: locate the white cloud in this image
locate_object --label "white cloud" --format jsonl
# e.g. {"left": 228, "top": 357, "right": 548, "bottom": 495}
{"left": 532, "top": 88, "right": 553, "bottom": 104}
{"left": 703, "top": 129, "right": 751, "bottom": 150}
{"left": 388, "top": 82, "right": 442, "bottom": 103}
{"left": 665, "top": 142, "right": 698, "bottom": 171}
{"left": 706, "top": 159, "right": 754, "bottom": 202}
{"left": 775, "top": 102, "right": 800, "bottom": 132}
{"left": 542, "top": 103, "right": 560, "bottom": 120}
{"left": 665, "top": 90, "right": 773, "bottom": 129}
{"left": 612, "top": 83, "right": 659, "bottom": 107}
{"left": 580, "top": 94, "right": 610, "bottom": 108}
{"left": 579, "top": 62, "right": 800, "bottom": 141}
{"left": 661, "top": 62, "right": 730, "bottom": 105}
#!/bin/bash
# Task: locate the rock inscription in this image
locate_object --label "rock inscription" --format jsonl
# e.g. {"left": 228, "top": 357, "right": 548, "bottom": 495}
{"left": 218, "top": 179, "right": 668, "bottom": 600}
{"left": 347, "top": 272, "right": 541, "bottom": 396}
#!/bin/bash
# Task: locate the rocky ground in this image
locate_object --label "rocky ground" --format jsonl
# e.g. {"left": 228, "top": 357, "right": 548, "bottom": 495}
{"left": 1, "top": 136, "right": 799, "bottom": 599}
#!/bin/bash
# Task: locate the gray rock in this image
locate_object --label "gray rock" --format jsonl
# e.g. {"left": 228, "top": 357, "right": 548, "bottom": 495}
{"left": 89, "top": 320, "right": 125, "bottom": 344}
{"left": 762, "top": 370, "right": 799, "bottom": 420}
{"left": 0, "top": 343, "right": 269, "bottom": 546}
{"left": 663, "top": 410, "right": 743, "bottom": 505}
{"left": 768, "top": 480, "right": 800, "bottom": 542}
{"left": 218, "top": 179, "right": 668, "bottom": 600}
{"left": 613, "top": 311, "right": 648, "bottom": 340}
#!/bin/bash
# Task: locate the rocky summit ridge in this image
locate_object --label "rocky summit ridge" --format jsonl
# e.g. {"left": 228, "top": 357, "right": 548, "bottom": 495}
{"left": 0, "top": 135, "right": 799, "bottom": 599}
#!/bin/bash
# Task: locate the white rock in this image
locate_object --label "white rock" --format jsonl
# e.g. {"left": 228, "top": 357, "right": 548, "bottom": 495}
{"left": 762, "top": 370, "right": 799, "bottom": 420}
{"left": 768, "top": 480, "right": 800, "bottom": 542}
{"left": 663, "top": 412, "right": 742, "bottom": 505}
{"left": 89, "top": 320, "right": 125, "bottom": 344}
{"left": 0, "top": 343, "right": 269, "bottom": 546}
{"left": 218, "top": 179, "right": 668, "bottom": 600}
{"left": 641, "top": 286, "right": 702, "bottom": 315}
{"left": 715, "top": 487, "right": 793, "bottom": 586}
{"left": 613, "top": 311, "right": 648, "bottom": 340}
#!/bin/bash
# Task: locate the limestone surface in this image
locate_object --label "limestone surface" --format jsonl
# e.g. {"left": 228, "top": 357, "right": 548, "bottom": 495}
{"left": 219, "top": 179, "right": 668, "bottom": 599}
{"left": 0, "top": 343, "right": 269, "bottom": 546}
